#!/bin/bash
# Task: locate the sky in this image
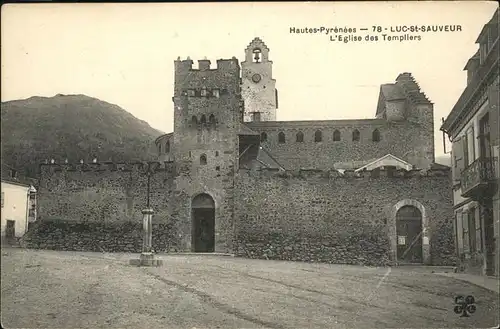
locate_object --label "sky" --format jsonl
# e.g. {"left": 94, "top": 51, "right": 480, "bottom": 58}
{"left": 1, "top": 2, "right": 498, "bottom": 157}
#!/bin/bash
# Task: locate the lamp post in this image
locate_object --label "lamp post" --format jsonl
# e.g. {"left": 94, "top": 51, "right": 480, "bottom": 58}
{"left": 129, "top": 162, "right": 163, "bottom": 267}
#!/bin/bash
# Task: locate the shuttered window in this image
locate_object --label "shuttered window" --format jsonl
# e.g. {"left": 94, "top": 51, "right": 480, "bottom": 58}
{"left": 474, "top": 207, "right": 482, "bottom": 252}
{"left": 455, "top": 211, "right": 464, "bottom": 254}
{"left": 452, "top": 137, "right": 464, "bottom": 183}
{"left": 462, "top": 211, "right": 470, "bottom": 253}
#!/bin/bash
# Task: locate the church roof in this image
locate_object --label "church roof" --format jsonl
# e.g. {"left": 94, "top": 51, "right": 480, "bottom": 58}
{"left": 354, "top": 154, "right": 414, "bottom": 172}
{"left": 238, "top": 124, "right": 260, "bottom": 136}
{"left": 255, "top": 146, "right": 285, "bottom": 170}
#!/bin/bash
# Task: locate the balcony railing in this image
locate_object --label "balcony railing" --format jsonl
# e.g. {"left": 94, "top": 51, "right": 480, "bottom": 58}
{"left": 461, "top": 157, "right": 498, "bottom": 198}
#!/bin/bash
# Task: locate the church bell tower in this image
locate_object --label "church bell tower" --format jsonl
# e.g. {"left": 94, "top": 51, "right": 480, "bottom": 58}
{"left": 241, "top": 37, "right": 278, "bottom": 122}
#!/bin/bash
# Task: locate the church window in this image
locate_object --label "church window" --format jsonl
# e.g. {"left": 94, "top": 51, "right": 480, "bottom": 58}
{"left": 314, "top": 130, "right": 322, "bottom": 142}
{"left": 200, "top": 154, "right": 207, "bottom": 165}
{"left": 352, "top": 129, "right": 360, "bottom": 141}
{"left": 333, "top": 130, "right": 341, "bottom": 141}
{"left": 158, "top": 143, "right": 162, "bottom": 154}
{"left": 191, "top": 115, "right": 198, "bottom": 125}
{"left": 261, "top": 132, "right": 268, "bottom": 142}
{"left": 215, "top": 151, "right": 219, "bottom": 157}
{"left": 188, "top": 89, "right": 195, "bottom": 97}
{"left": 253, "top": 48, "right": 262, "bottom": 63}
{"left": 372, "top": 129, "right": 381, "bottom": 142}
{"left": 165, "top": 141, "right": 170, "bottom": 153}
{"left": 209, "top": 114, "right": 216, "bottom": 125}
{"left": 278, "top": 132, "right": 286, "bottom": 144}
{"left": 201, "top": 89, "right": 208, "bottom": 97}
{"left": 212, "top": 89, "right": 220, "bottom": 98}
{"left": 296, "top": 131, "right": 304, "bottom": 143}
{"left": 200, "top": 115, "right": 207, "bottom": 124}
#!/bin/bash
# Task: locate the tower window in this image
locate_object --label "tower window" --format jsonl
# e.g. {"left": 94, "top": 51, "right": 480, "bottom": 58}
{"left": 296, "top": 131, "right": 304, "bottom": 143}
{"left": 352, "top": 129, "right": 360, "bottom": 142}
{"left": 261, "top": 132, "right": 268, "bottom": 142}
{"left": 191, "top": 115, "right": 198, "bottom": 125}
{"left": 278, "top": 132, "right": 286, "bottom": 144}
{"left": 209, "top": 114, "right": 216, "bottom": 125}
{"left": 314, "top": 130, "right": 322, "bottom": 142}
{"left": 200, "top": 115, "right": 207, "bottom": 124}
{"left": 251, "top": 112, "right": 261, "bottom": 122}
{"left": 333, "top": 130, "right": 341, "bottom": 141}
{"left": 372, "top": 129, "right": 381, "bottom": 142}
{"left": 253, "top": 48, "right": 262, "bottom": 63}
{"left": 200, "top": 154, "right": 207, "bottom": 165}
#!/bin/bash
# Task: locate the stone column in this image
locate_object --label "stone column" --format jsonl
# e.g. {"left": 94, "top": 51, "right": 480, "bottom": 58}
{"left": 129, "top": 208, "right": 163, "bottom": 267}
{"left": 142, "top": 208, "right": 153, "bottom": 253}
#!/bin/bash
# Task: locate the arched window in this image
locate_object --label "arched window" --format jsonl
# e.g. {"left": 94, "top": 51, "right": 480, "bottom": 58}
{"left": 158, "top": 143, "right": 162, "bottom": 154}
{"left": 253, "top": 48, "right": 262, "bottom": 63}
{"left": 333, "top": 130, "right": 341, "bottom": 141}
{"left": 260, "top": 132, "right": 268, "bottom": 142}
{"left": 352, "top": 129, "right": 360, "bottom": 141}
{"left": 372, "top": 129, "right": 381, "bottom": 142}
{"left": 278, "top": 132, "right": 286, "bottom": 144}
{"left": 209, "top": 114, "right": 216, "bottom": 125}
{"left": 165, "top": 140, "right": 170, "bottom": 153}
{"left": 200, "top": 154, "right": 207, "bottom": 165}
{"left": 200, "top": 115, "right": 207, "bottom": 124}
{"left": 314, "top": 130, "right": 322, "bottom": 142}
{"left": 191, "top": 115, "right": 198, "bottom": 125}
{"left": 296, "top": 131, "right": 304, "bottom": 143}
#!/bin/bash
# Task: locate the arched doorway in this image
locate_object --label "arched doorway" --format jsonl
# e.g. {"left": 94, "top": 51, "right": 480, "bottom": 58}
{"left": 191, "top": 193, "right": 215, "bottom": 252}
{"left": 396, "top": 205, "right": 423, "bottom": 263}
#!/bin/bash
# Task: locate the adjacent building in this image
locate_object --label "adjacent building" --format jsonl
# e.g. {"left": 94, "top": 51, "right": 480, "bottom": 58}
{"left": 441, "top": 8, "right": 499, "bottom": 277}
{"left": 1, "top": 164, "right": 37, "bottom": 243}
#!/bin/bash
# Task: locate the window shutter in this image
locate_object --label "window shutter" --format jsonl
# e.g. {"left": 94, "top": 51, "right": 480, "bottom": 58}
{"left": 456, "top": 211, "right": 464, "bottom": 254}
{"left": 452, "top": 137, "right": 464, "bottom": 183}
{"left": 489, "top": 87, "right": 499, "bottom": 145}
{"left": 462, "top": 211, "right": 469, "bottom": 252}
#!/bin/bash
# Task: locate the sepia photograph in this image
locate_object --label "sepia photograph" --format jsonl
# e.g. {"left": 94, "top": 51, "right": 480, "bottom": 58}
{"left": 1, "top": 2, "right": 499, "bottom": 328}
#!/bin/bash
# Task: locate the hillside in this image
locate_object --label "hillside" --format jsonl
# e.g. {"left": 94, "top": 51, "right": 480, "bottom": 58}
{"left": 1, "top": 94, "right": 164, "bottom": 178}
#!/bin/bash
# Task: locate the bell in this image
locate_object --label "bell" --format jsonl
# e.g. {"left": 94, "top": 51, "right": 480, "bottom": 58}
{"left": 254, "top": 52, "right": 260, "bottom": 63}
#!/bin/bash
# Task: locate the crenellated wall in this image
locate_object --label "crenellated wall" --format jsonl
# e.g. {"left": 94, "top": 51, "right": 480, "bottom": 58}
{"left": 234, "top": 167, "right": 455, "bottom": 266}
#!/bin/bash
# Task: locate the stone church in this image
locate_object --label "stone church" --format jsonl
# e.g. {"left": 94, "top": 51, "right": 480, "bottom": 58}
{"left": 31, "top": 38, "right": 455, "bottom": 266}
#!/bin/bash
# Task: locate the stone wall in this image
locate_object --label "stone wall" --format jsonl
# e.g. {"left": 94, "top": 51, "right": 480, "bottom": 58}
{"left": 21, "top": 219, "right": 177, "bottom": 253}
{"left": 247, "top": 117, "right": 434, "bottom": 171}
{"left": 234, "top": 168, "right": 456, "bottom": 266}
{"left": 171, "top": 58, "right": 242, "bottom": 253}
{"left": 34, "top": 161, "right": 180, "bottom": 250}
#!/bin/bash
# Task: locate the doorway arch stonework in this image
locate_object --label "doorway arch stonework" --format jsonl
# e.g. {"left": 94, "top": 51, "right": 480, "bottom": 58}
{"left": 191, "top": 193, "right": 216, "bottom": 253}
{"left": 389, "top": 199, "right": 430, "bottom": 265}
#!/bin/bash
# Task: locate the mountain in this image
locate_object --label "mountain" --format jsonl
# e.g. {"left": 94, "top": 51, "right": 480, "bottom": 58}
{"left": 1, "top": 94, "right": 164, "bottom": 178}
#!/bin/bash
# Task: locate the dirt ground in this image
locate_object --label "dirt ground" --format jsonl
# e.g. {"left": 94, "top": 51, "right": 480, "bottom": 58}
{"left": 1, "top": 248, "right": 498, "bottom": 329}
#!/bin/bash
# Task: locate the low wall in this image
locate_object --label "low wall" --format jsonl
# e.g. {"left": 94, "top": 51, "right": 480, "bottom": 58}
{"left": 21, "top": 218, "right": 179, "bottom": 253}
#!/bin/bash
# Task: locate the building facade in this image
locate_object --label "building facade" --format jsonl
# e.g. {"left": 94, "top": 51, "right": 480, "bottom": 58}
{"left": 441, "top": 8, "right": 499, "bottom": 277}
{"left": 29, "top": 38, "right": 455, "bottom": 267}
{"left": 1, "top": 179, "right": 37, "bottom": 242}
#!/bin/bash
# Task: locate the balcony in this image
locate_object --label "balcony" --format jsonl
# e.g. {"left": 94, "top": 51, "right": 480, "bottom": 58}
{"left": 461, "top": 157, "right": 498, "bottom": 199}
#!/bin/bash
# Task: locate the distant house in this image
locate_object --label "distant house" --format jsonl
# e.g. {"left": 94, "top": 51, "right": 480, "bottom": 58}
{"left": 1, "top": 164, "right": 37, "bottom": 242}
